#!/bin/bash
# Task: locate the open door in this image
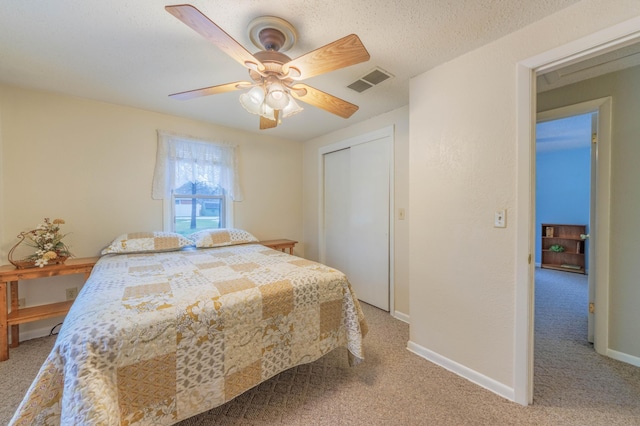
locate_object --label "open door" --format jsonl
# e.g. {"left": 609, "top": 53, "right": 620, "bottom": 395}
{"left": 536, "top": 110, "right": 593, "bottom": 341}
{"left": 587, "top": 113, "right": 597, "bottom": 343}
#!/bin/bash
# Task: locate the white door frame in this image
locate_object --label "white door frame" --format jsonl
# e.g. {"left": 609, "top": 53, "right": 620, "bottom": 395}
{"left": 318, "top": 125, "right": 395, "bottom": 314}
{"left": 515, "top": 16, "right": 640, "bottom": 405}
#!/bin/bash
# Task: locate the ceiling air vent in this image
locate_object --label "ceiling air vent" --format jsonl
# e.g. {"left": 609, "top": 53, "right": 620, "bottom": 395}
{"left": 347, "top": 67, "right": 393, "bottom": 93}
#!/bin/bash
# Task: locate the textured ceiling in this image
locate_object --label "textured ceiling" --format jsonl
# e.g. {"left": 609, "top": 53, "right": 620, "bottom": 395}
{"left": 0, "top": 0, "right": 582, "bottom": 142}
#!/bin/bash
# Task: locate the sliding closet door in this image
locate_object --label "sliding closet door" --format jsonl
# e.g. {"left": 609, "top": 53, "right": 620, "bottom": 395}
{"left": 323, "top": 136, "right": 390, "bottom": 311}
{"left": 323, "top": 148, "right": 351, "bottom": 277}
{"left": 349, "top": 138, "right": 390, "bottom": 310}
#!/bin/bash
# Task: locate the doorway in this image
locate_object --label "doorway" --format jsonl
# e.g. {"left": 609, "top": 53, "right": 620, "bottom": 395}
{"left": 534, "top": 110, "right": 594, "bottom": 401}
{"left": 515, "top": 23, "right": 629, "bottom": 403}
{"left": 524, "top": 97, "right": 612, "bottom": 405}
{"left": 535, "top": 111, "right": 594, "bottom": 338}
{"left": 534, "top": 98, "right": 611, "bottom": 356}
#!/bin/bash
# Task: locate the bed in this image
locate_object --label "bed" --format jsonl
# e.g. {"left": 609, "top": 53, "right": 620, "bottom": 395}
{"left": 10, "top": 229, "right": 367, "bottom": 425}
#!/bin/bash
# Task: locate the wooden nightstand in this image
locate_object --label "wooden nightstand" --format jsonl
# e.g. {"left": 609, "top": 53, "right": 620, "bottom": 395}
{"left": 0, "top": 256, "right": 99, "bottom": 361}
{"left": 260, "top": 239, "right": 298, "bottom": 254}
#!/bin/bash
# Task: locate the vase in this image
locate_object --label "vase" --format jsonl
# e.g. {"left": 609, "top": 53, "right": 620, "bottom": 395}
{"left": 10, "top": 256, "right": 68, "bottom": 269}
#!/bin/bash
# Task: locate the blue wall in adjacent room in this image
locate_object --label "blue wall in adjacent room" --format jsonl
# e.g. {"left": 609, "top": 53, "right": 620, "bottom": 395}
{"left": 535, "top": 113, "right": 592, "bottom": 269}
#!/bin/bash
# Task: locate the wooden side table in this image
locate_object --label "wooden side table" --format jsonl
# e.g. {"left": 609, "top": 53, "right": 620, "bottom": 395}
{"left": 260, "top": 239, "right": 298, "bottom": 254}
{"left": 0, "top": 256, "right": 99, "bottom": 361}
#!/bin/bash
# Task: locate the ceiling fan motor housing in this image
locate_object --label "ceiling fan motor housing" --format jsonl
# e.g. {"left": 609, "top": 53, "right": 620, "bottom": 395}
{"left": 249, "top": 51, "right": 296, "bottom": 83}
{"left": 259, "top": 28, "right": 286, "bottom": 51}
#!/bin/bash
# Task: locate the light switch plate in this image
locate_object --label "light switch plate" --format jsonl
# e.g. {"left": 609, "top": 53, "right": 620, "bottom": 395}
{"left": 494, "top": 209, "right": 506, "bottom": 228}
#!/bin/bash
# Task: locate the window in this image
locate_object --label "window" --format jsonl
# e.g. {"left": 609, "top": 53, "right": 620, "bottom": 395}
{"left": 152, "top": 131, "right": 242, "bottom": 236}
{"left": 173, "top": 182, "right": 225, "bottom": 235}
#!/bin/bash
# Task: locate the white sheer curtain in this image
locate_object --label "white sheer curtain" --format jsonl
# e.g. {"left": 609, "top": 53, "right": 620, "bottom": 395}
{"left": 152, "top": 130, "right": 243, "bottom": 201}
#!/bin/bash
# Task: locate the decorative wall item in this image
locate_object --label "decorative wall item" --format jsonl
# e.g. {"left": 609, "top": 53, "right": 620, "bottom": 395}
{"left": 545, "top": 226, "right": 554, "bottom": 237}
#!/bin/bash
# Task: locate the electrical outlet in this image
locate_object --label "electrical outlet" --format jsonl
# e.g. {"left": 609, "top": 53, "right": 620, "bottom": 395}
{"left": 66, "top": 287, "right": 78, "bottom": 301}
{"left": 18, "top": 298, "right": 26, "bottom": 308}
{"left": 494, "top": 209, "right": 506, "bottom": 228}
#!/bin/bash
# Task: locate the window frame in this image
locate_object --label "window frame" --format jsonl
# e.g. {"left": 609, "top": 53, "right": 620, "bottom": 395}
{"left": 163, "top": 193, "right": 233, "bottom": 234}
{"left": 170, "top": 192, "right": 227, "bottom": 233}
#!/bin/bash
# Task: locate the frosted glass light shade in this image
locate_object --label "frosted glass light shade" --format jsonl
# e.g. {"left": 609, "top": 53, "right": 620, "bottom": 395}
{"left": 265, "top": 82, "right": 289, "bottom": 109}
{"left": 282, "top": 96, "right": 303, "bottom": 118}
{"left": 260, "top": 103, "right": 276, "bottom": 120}
{"left": 239, "top": 86, "right": 265, "bottom": 115}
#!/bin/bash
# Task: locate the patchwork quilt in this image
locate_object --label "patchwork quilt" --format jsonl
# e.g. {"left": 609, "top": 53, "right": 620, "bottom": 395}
{"left": 10, "top": 243, "right": 366, "bottom": 425}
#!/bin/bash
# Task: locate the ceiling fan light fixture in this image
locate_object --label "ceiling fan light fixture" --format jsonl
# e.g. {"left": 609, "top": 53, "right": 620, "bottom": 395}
{"left": 260, "top": 102, "right": 276, "bottom": 120}
{"left": 167, "top": 6, "right": 370, "bottom": 129}
{"left": 166, "top": 6, "right": 370, "bottom": 130}
{"left": 247, "top": 85, "right": 265, "bottom": 103}
{"left": 282, "top": 96, "right": 303, "bottom": 118}
{"left": 265, "top": 81, "right": 289, "bottom": 109}
{"left": 239, "top": 85, "right": 265, "bottom": 115}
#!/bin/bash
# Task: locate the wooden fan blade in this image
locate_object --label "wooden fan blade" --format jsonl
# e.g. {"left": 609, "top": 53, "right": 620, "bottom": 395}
{"left": 169, "top": 81, "right": 251, "bottom": 100}
{"left": 283, "top": 34, "right": 370, "bottom": 80}
{"left": 259, "top": 110, "right": 279, "bottom": 130}
{"left": 290, "top": 84, "right": 358, "bottom": 118}
{"left": 166, "top": 5, "right": 264, "bottom": 72}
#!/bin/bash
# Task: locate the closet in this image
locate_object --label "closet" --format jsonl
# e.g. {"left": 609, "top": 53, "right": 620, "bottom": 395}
{"left": 321, "top": 129, "right": 392, "bottom": 311}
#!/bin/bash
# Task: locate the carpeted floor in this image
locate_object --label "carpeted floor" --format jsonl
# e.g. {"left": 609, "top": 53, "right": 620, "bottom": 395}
{"left": 1, "top": 268, "right": 639, "bottom": 425}
{"left": 533, "top": 268, "right": 640, "bottom": 422}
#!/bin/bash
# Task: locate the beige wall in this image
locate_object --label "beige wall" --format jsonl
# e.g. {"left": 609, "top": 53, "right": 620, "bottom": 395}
{"left": 0, "top": 84, "right": 302, "bottom": 338}
{"left": 409, "top": 0, "right": 640, "bottom": 398}
{"left": 302, "top": 106, "right": 410, "bottom": 318}
{"left": 538, "top": 65, "right": 640, "bottom": 359}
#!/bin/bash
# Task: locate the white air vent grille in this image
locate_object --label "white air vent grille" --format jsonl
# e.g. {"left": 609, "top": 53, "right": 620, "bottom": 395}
{"left": 347, "top": 67, "right": 393, "bottom": 93}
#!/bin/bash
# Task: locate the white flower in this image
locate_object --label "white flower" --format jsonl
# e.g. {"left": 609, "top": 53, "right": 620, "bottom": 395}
{"left": 23, "top": 217, "right": 73, "bottom": 266}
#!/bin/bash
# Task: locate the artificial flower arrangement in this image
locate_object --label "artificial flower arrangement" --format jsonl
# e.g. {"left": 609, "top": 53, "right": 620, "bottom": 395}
{"left": 8, "top": 218, "right": 73, "bottom": 268}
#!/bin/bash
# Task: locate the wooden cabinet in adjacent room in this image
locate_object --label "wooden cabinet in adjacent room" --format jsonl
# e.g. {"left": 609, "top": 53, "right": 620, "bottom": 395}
{"left": 541, "top": 224, "right": 587, "bottom": 274}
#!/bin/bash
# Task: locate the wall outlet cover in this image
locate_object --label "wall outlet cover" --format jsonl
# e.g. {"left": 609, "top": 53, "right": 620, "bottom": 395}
{"left": 66, "top": 287, "right": 78, "bottom": 300}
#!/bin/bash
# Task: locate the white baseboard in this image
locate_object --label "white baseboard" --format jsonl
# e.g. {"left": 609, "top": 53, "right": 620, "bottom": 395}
{"left": 607, "top": 348, "right": 640, "bottom": 368}
{"left": 406, "top": 340, "right": 515, "bottom": 402}
{"left": 393, "top": 310, "right": 409, "bottom": 324}
{"left": 22, "top": 327, "right": 53, "bottom": 341}
{"left": 10, "top": 325, "right": 58, "bottom": 345}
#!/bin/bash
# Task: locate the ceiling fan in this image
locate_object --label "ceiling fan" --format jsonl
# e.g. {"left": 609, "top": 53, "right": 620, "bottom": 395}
{"left": 165, "top": 4, "right": 370, "bottom": 129}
